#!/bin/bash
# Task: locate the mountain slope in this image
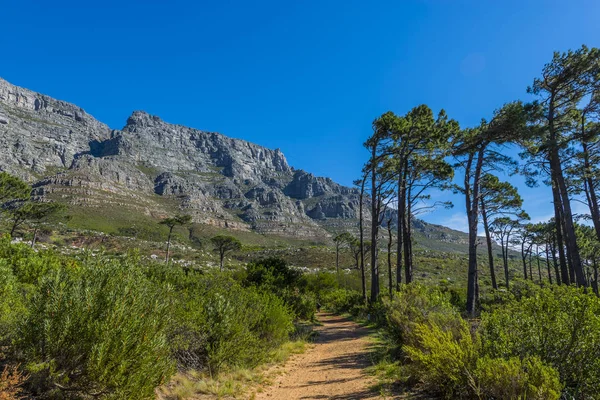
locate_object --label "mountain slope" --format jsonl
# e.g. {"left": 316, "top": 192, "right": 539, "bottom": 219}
{"left": 0, "top": 77, "right": 477, "bottom": 252}
{"left": 0, "top": 77, "right": 362, "bottom": 239}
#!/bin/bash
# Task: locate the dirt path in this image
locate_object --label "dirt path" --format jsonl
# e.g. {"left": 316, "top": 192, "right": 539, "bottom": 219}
{"left": 253, "top": 313, "right": 382, "bottom": 400}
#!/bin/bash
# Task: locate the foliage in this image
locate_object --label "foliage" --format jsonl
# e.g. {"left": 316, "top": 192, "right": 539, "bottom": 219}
{"left": 173, "top": 277, "right": 294, "bottom": 374}
{"left": 211, "top": 234, "right": 242, "bottom": 270}
{"left": 0, "top": 364, "right": 28, "bottom": 400}
{"left": 321, "top": 288, "right": 364, "bottom": 315}
{"left": 474, "top": 356, "right": 562, "bottom": 400}
{"left": 160, "top": 214, "right": 192, "bottom": 263}
{"left": 0, "top": 260, "right": 25, "bottom": 345}
{"left": 403, "top": 318, "right": 479, "bottom": 397}
{"left": 382, "top": 283, "right": 459, "bottom": 350}
{"left": 17, "top": 258, "right": 175, "bottom": 399}
{"left": 0, "top": 236, "right": 64, "bottom": 286}
{"left": 480, "top": 285, "right": 600, "bottom": 397}
{"left": 244, "top": 257, "right": 315, "bottom": 320}
{"left": 159, "top": 214, "right": 192, "bottom": 229}
{"left": 0, "top": 172, "right": 30, "bottom": 204}
{"left": 4, "top": 200, "right": 67, "bottom": 237}
{"left": 304, "top": 271, "right": 338, "bottom": 300}
{"left": 245, "top": 257, "right": 303, "bottom": 290}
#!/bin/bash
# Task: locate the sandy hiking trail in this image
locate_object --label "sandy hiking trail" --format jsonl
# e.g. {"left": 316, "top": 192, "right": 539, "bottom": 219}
{"left": 253, "top": 313, "right": 382, "bottom": 400}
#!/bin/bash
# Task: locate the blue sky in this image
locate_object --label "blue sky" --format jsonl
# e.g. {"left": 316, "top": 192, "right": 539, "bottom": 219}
{"left": 1, "top": 0, "right": 598, "bottom": 232}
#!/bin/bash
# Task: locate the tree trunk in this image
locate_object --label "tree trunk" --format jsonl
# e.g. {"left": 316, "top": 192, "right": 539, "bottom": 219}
{"left": 466, "top": 147, "right": 484, "bottom": 316}
{"left": 521, "top": 239, "right": 528, "bottom": 280}
{"left": 481, "top": 200, "right": 497, "bottom": 289}
{"left": 396, "top": 161, "right": 406, "bottom": 290}
{"left": 407, "top": 191, "right": 414, "bottom": 283}
{"left": 545, "top": 245, "right": 553, "bottom": 285}
{"left": 503, "top": 230, "right": 512, "bottom": 289}
{"left": 500, "top": 233, "right": 510, "bottom": 289}
{"left": 551, "top": 176, "right": 570, "bottom": 285}
{"left": 387, "top": 219, "right": 393, "bottom": 297}
{"left": 593, "top": 257, "right": 599, "bottom": 296}
{"left": 165, "top": 226, "right": 174, "bottom": 264}
{"left": 404, "top": 187, "right": 413, "bottom": 284}
{"left": 550, "top": 141, "right": 585, "bottom": 286}
{"left": 528, "top": 248, "right": 534, "bottom": 283}
{"left": 370, "top": 147, "right": 380, "bottom": 304}
{"left": 582, "top": 135, "right": 600, "bottom": 243}
{"left": 10, "top": 219, "right": 18, "bottom": 238}
{"left": 536, "top": 245, "right": 543, "bottom": 283}
{"left": 30, "top": 226, "right": 38, "bottom": 249}
{"left": 335, "top": 244, "right": 340, "bottom": 277}
{"left": 220, "top": 251, "right": 224, "bottom": 272}
{"left": 551, "top": 239, "right": 561, "bottom": 285}
{"left": 359, "top": 178, "right": 367, "bottom": 304}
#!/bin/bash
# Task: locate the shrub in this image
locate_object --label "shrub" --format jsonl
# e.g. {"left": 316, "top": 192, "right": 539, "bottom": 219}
{"left": 244, "top": 257, "right": 303, "bottom": 290}
{"left": 321, "top": 288, "right": 364, "bottom": 315}
{"left": 480, "top": 285, "right": 600, "bottom": 397}
{"left": 304, "top": 271, "right": 338, "bottom": 299}
{"left": 403, "top": 318, "right": 479, "bottom": 397}
{"left": 479, "top": 278, "right": 542, "bottom": 312}
{"left": 474, "top": 356, "right": 562, "bottom": 400}
{"left": 382, "top": 283, "right": 459, "bottom": 349}
{"left": 253, "top": 291, "right": 295, "bottom": 345}
{"left": 244, "top": 257, "right": 314, "bottom": 320}
{"left": 0, "top": 261, "right": 25, "bottom": 345}
{"left": 17, "top": 259, "right": 174, "bottom": 399}
{"left": 173, "top": 279, "right": 294, "bottom": 374}
{"left": 0, "top": 237, "right": 63, "bottom": 286}
{"left": 283, "top": 292, "right": 316, "bottom": 320}
{"left": 0, "top": 364, "right": 28, "bottom": 400}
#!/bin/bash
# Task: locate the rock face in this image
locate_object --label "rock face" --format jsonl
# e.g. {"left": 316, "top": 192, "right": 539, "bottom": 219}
{"left": 0, "top": 77, "right": 362, "bottom": 238}
{"left": 0, "top": 78, "right": 111, "bottom": 179}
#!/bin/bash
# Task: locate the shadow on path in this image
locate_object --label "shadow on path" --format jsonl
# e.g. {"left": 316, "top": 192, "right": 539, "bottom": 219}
{"left": 255, "top": 312, "right": 382, "bottom": 399}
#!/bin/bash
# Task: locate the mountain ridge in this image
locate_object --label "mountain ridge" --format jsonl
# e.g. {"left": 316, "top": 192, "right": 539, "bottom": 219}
{"left": 0, "top": 76, "right": 363, "bottom": 239}
{"left": 0, "top": 76, "right": 477, "bottom": 251}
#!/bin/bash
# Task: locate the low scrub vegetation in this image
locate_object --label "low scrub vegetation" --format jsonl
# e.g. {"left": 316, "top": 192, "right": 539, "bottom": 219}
{"left": 0, "top": 237, "right": 317, "bottom": 399}
{"left": 322, "top": 281, "right": 598, "bottom": 399}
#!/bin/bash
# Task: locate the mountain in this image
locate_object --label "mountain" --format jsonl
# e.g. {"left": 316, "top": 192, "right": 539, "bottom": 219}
{"left": 0, "top": 77, "right": 475, "bottom": 251}
{"left": 0, "top": 77, "right": 363, "bottom": 238}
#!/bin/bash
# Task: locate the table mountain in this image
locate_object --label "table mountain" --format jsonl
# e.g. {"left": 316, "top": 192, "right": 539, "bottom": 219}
{"left": 0, "top": 77, "right": 479, "bottom": 251}
{"left": 0, "top": 77, "right": 364, "bottom": 238}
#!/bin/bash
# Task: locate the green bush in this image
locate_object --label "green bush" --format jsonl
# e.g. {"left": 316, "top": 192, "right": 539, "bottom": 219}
{"left": 382, "top": 283, "right": 459, "bottom": 349}
{"left": 245, "top": 257, "right": 303, "bottom": 289}
{"left": 304, "top": 271, "right": 338, "bottom": 299}
{"left": 0, "top": 260, "right": 25, "bottom": 345}
{"left": 244, "top": 257, "right": 315, "bottom": 320}
{"left": 0, "top": 237, "right": 63, "bottom": 286}
{"left": 283, "top": 292, "right": 316, "bottom": 320}
{"left": 403, "top": 318, "right": 479, "bottom": 398}
{"left": 480, "top": 285, "right": 600, "bottom": 397}
{"left": 18, "top": 259, "right": 174, "bottom": 399}
{"left": 474, "top": 356, "right": 562, "bottom": 400}
{"left": 321, "top": 288, "right": 364, "bottom": 315}
{"left": 479, "top": 278, "right": 542, "bottom": 311}
{"left": 173, "top": 277, "right": 294, "bottom": 374}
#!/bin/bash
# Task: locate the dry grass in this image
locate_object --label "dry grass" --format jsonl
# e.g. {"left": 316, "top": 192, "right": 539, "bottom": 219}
{"left": 0, "top": 365, "right": 28, "bottom": 400}
{"left": 158, "top": 340, "right": 307, "bottom": 399}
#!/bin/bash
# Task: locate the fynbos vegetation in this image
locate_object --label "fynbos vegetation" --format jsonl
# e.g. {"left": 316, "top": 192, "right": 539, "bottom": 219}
{"left": 1, "top": 35, "right": 600, "bottom": 399}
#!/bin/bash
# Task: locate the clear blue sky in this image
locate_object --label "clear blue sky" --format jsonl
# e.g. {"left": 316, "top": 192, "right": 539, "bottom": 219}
{"left": 1, "top": 0, "right": 598, "bottom": 231}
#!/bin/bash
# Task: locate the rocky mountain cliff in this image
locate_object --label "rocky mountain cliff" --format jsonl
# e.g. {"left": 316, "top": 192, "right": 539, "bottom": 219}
{"left": 0, "top": 77, "right": 364, "bottom": 238}
{"left": 0, "top": 77, "right": 479, "bottom": 251}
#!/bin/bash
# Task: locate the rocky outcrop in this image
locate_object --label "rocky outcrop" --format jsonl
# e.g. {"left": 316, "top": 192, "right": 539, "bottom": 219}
{"left": 0, "top": 78, "right": 111, "bottom": 179}
{"left": 0, "top": 77, "right": 362, "bottom": 238}
{"left": 121, "top": 111, "right": 292, "bottom": 181}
